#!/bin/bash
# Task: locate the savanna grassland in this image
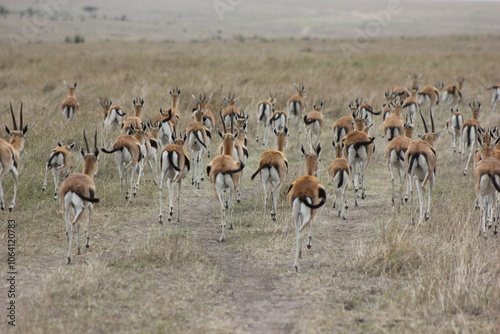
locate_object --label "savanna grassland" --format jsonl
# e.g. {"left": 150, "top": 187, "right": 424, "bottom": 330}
{"left": 1, "top": 35, "right": 500, "bottom": 333}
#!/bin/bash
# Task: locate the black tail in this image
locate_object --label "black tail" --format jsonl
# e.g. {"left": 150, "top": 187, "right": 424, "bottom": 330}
{"left": 352, "top": 138, "right": 375, "bottom": 151}
{"left": 397, "top": 150, "right": 405, "bottom": 162}
{"left": 250, "top": 163, "right": 279, "bottom": 181}
{"left": 222, "top": 163, "right": 245, "bottom": 176}
{"left": 101, "top": 147, "right": 122, "bottom": 154}
{"left": 47, "top": 151, "right": 61, "bottom": 167}
{"left": 304, "top": 115, "right": 315, "bottom": 125}
{"left": 489, "top": 174, "right": 500, "bottom": 192}
{"left": 408, "top": 153, "right": 419, "bottom": 175}
{"left": 168, "top": 151, "right": 180, "bottom": 171}
{"left": 336, "top": 170, "right": 344, "bottom": 189}
{"left": 74, "top": 191, "right": 100, "bottom": 203}
{"left": 193, "top": 130, "right": 207, "bottom": 149}
{"left": 300, "top": 188, "right": 327, "bottom": 209}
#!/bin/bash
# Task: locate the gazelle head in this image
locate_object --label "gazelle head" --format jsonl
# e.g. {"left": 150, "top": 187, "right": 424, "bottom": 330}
{"left": 313, "top": 100, "right": 324, "bottom": 112}
{"left": 5, "top": 103, "right": 29, "bottom": 150}
{"left": 81, "top": 129, "right": 99, "bottom": 177}
{"left": 97, "top": 98, "right": 112, "bottom": 117}
{"left": 132, "top": 97, "right": 145, "bottom": 117}
{"left": 293, "top": 84, "right": 306, "bottom": 97}
{"left": 274, "top": 126, "right": 289, "bottom": 151}
{"left": 403, "top": 122, "right": 415, "bottom": 139}
{"left": 223, "top": 92, "right": 239, "bottom": 106}
{"left": 417, "top": 108, "right": 443, "bottom": 148}
{"left": 169, "top": 87, "right": 181, "bottom": 106}
{"left": 269, "top": 91, "right": 278, "bottom": 106}
{"left": 469, "top": 100, "right": 481, "bottom": 120}
{"left": 63, "top": 81, "right": 77, "bottom": 96}
{"left": 454, "top": 76, "right": 466, "bottom": 90}
{"left": 192, "top": 92, "right": 213, "bottom": 110}
{"left": 408, "top": 74, "right": 421, "bottom": 90}
{"left": 301, "top": 143, "right": 321, "bottom": 176}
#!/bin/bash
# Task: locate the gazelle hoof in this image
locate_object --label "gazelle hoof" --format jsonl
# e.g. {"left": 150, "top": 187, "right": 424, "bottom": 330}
{"left": 219, "top": 237, "right": 226, "bottom": 242}
{"left": 8, "top": 207, "right": 13, "bottom": 212}
{"left": 67, "top": 257, "right": 71, "bottom": 265}
{"left": 237, "top": 199, "right": 241, "bottom": 203}
{"left": 42, "top": 186, "right": 46, "bottom": 191}
{"left": 361, "top": 194, "right": 366, "bottom": 200}
{"left": 425, "top": 213, "right": 430, "bottom": 220}
{"left": 463, "top": 170, "right": 467, "bottom": 176}
{"left": 307, "top": 244, "right": 312, "bottom": 249}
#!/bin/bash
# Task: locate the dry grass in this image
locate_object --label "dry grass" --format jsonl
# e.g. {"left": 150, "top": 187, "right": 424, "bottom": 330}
{"left": 0, "top": 34, "right": 499, "bottom": 333}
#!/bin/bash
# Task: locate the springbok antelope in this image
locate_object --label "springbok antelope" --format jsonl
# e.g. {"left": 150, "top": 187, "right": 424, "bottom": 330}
{"left": 386, "top": 122, "right": 414, "bottom": 205}
{"left": 402, "top": 88, "right": 420, "bottom": 124}
{"left": 381, "top": 99, "right": 404, "bottom": 144}
{"left": 222, "top": 92, "right": 241, "bottom": 130}
{"left": 98, "top": 98, "right": 126, "bottom": 131}
{"left": 62, "top": 81, "right": 78, "bottom": 123}
{"left": 393, "top": 74, "right": 420, "bottom": 100}
{"left": 446, "top": 108, "right": 464, "bottom": 157}
{"left": 287, "top": 143, "right": 326, "bottom": 272}
{"left": 101, "top": 124, "right": 144, "bottom": 201}
{"left": 461, "top": 101, "right": 482, "bottom": 175}
{"left": 304, "top": 100, "right": 325, "bottom": 152}
{"left": 158, "top": 135, "right": 191, "bottom": 224}
{"left": 269, "top": 109, "right": 288, "bottom": 133}
{"left": 256, "top": 92, "right": 277, "bottom": 146}
{"left": 0, "top": 103, "right": 28, "bottom": 211}
{"left": 288, "top": 84, "right": 306, "bottom": 137}
{"left": 488, "top": 83, "right": 500, "bottom": 112}
{"left": 42, "top": 141, "right": 75, "bottom": 200}
{"left": 192, "top": 93, "right": 216, "bottom": 156}
{"left": 418, "top": 84, "right": 440, "bottom": 120}
{"left": 207, "top": 120, "right": 244, "bottom": 242}
{"left": 342, "top": 111, "right": 375, "bottom": 207}
{"left": 122, "top": 97, "right": 144, "bottom": 135}
{"left": 185, "top": 108, "right": 211, "bottom": 189}
{"left": 251, "top": 127, "right": 289, "bottom": 225}
{"left": 442, "top": 77, "right": 465, "bottom": 109}
{"left": 328, "top": 142, "right": 350, "bottom": 219}
{"left": 59, "top": 130, "right": 99, "bottom": 264}
{"left": 404, "top": 109, "right": 444, "bottom": 224}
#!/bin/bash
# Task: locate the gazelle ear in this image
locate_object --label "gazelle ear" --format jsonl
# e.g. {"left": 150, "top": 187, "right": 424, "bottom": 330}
{"left": 64, "top": 81, "right": 70, "bottom": 89}
{"left": 80, "top": 147, "right": 85, "bottom": 159}
{"left": 69, "top": 142, "right": 75, "bottom": 149}
{"left": 300, "top": 143, "right": 306, "bottom": 157}
{"left": 57, "top": 141, "right": 63, "bottom": 147}
{"left": 417, "top": 134, "right": 424, "bottom": 140}
{"left": 74, "top": 82, "right": 77, "bottom": 89}
{"left": 234, "top": 98, "right": 239, "bottom": 103}
{"left": 94, "top": 147, "right": 100, "bottom": 158}
{"left": 217, "top": 128, "right": 224, "bottom": 139}
{"left": 177, "top": 88, "right": 181, "bottom": 95}
{"left": 4, "top": 125, "right": 11, "bottom": 135}
{"left": 97, "top": 99, "right": 103, "bottom": 108}
{"left": 316, "top": 143, "right": 322, "bottom": 156}
{"left": 435, "top": 129, "right": 445, "bottom": 140}
{"left": 274, "top": 128, "right": 278, "bottom": 135}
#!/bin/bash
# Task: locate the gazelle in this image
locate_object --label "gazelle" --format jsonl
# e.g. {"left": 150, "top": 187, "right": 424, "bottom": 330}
{"left": 487, "top": 83, "right": 500, "bottom": 112}
{"left": 251, "top": 127, "right": 289, "bottom": 225}
{"left": 461, "top": 101, "right": 482, "bottom": 175}
{"left": 222, "top": 92, "right": 241, "bottom": 130}
{"left": 185, "top": 108, "right": 211, "bottom": 189}
{"left": 304, "top": 100, "right": 325, "bottom": 152}
{"left": 446, "top": 108, "right": 464, "bottom": 157}
{"left": 442, "top": 77, "right": 465, "bottom": 109}
{"left": 158, "top": 135, "right": 191, "bottom": 224}
{"left": 328, "top": 142, "right": 350, "bottom": 219}
{"left": 42, "top": 141, "right": 75, "bottom": 200}
{"left": 473, "top": 150, "right": 500, "bottom": 234}
{"left": 122, "top": 97, "right": 144, "bottom": 135}
{"left": 0, "top": 103, "right": 29, "bottom": 211}
{"left": 207, "top": 120, "right": 244, "bottom": 242}
{"left": 98, "top": 98, "right": 126, "bottom": 131}
{"left": 393, "top": 74, "right": 420, "bottom": 100}
{"left": 288, "top": 84, "right": 306, "bottom": 137}
{"left": 358, "top": 99, "right": 380, "bottom": 131}
{"left": 404, "top": 108, "right": 444, "bottom": 224}
{"left": 386, "top": 122, "right": 414, "bottom": 205}
{"left": 256, "top": 91, "right": 277, "bottom": 146}
{"left": 381, "top": 90, "right": 395, "bottom": 121}
{"left": 418, "top": 84, "right": 440, "bottom": 120}
{"left": 145, "top": 120, "right": 160, "bottom": 185}
{"left": 155, "top": 108, "right": 175, "bottom": 147}
{"left": 287, "top": 143, "right": 326, "bottom": 272}
{"left": 342, "top": 111, "right": 375, "bottom": 207}
{"left": 62, "top": 81, "right": 78, "bottom": 124}
{"left": 402, "top": 88, "right": 420, "bottom": 124}
{"left": 59, "top": 130, "right": 99, "bottom": 264}
{"left": 332, "top": 106, "right": 355, "bottom": 148}
{"left": 164, "top": 87, "right": 182, "bottom": 131}
{"left": 269, "top": 109, "right": 288, "bottom": 133}
{"left": 381, "top": 99, "right": 404, "bottom": 144}
{"left": 192, "top": 93, "right": 216, "bottom": 156}
{"left": 101, "top": 124, "right": 144, "bottom": 201}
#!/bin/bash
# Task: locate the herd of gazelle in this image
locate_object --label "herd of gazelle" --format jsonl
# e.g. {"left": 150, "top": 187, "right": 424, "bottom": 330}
{"left": 2, "top": 77, "right": 498, "bottom": 269}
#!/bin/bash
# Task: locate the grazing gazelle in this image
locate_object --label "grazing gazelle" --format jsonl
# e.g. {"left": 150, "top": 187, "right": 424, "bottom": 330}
{"left": 287, "top": 143, "right": 326, "bottom": 272}
{"left": 59, "top": 130, "right": 99, "bottom": 264}
{"left": 328, "top": 142, "right": 351, "bottom": 219}
{"left": 207, "top": 119, "right": 244, "bottom": 242}
{"left": 304, "top": 100, "right": 325, "bottom": 152}
{"left": 251, "top": 127, "right": 289, "bottom": 225}
{"left": 42, "top": 141, "right": 75, "bottom": 200}
{"left": 288, "top": 84, "right": 306, "bottom": 137}
{"left": 158, "top": 135, "right": 191, "bottom": 224}
{"left": 442, "top": 77, "right": 465, "bottom": 109}
{"left": 256, "top": 92, "right": 278, "bottom": 146}
{"left": 0, "top": 103, "right": 29, "bottom": 211}
{"left": 185, "top": 108, "right": 211, "bottom": 189}
{"left": 62, "top": 81, "right": 79, "bottom": 123}
{"left": 461, "top": 101, "right": 482, "bottom": 175}
{"left": 342, "top": 111, "right": 375, "bottom": 207}
{"left": 405, "top": 109, "right": 444, "bottom": 224}
{"left": 487, "top": 83, "right": 500, "bottom": 112}
{"left": 98, "top": 98, "right": 126, "bottom": 131}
